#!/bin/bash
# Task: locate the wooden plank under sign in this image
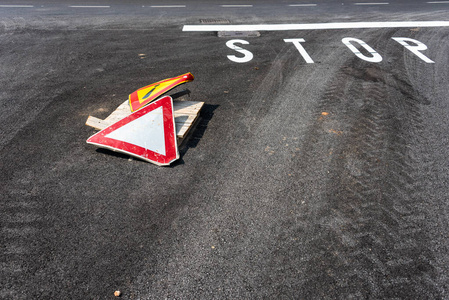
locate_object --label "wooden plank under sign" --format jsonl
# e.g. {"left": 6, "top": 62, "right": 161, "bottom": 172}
{"left": 86, "top": 100, "right": 204, "bottom": 143}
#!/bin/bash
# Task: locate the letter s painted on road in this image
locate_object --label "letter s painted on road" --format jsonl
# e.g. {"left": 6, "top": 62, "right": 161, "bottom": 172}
{"left": 226, "top": 39, "right": 254, "bottom": 63}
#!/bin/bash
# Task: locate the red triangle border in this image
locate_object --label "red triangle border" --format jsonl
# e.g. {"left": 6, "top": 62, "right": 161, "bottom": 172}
{"left": 87, "top": 96, "right": 179, "bottom": 166}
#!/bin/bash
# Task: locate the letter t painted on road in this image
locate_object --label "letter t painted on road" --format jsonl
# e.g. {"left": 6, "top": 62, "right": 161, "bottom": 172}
{"left": 284, "top": 38, "right": 314, "bottom": 63}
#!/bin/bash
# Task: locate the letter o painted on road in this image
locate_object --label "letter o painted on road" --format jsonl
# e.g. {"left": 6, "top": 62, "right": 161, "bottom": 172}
{"left": 342, "top": 37, "right": 383, "bottom": 63}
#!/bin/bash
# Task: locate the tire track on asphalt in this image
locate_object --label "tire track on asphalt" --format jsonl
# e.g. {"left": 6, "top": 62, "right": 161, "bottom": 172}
{"left": 401, "top": 27, "right": 449, "bottom": 295}
{"left": 129, "top": 38, "right": 330, "bottom": 299}
{"left": 1, "top": 174, "right": 43, "bottom": 300}
{"left": 292, "top": 54, "right": 441, "bottom": 298}
{"left": 0, "top": 26, "right": 59, "bottom": 152}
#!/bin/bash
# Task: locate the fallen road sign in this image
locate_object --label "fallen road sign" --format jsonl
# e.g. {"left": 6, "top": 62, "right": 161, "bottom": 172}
{"left": 85, "top": 100, "right": 204, "bottom": 145}
{"left": 87, "top": 96, "right": 179, "bottom": 166}
{"left": 129, "top": 73, "right": 194, "bottom": 112}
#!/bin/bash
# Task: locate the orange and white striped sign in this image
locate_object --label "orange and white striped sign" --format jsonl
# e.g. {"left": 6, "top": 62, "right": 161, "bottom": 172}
{"left": 129, "top": 73, "right": 194, "bottom": 112}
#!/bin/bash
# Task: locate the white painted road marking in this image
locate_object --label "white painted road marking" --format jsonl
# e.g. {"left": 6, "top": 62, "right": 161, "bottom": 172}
{"left": 226, "top": 40, "right": 254, "bottom": 63}
{"left": 0, "top": 5, "right": 34, "bottom": 8}
{"left": 150, "top": 5, "right": 186, "bottom": 8}
{"left": 342, "top": 37, "right": 383, "bottom": 62}
{"left": 427, "top": 1, "right": 449, "bottom": 3}
{"left": 220, "top": 5, "right": 253, "bottom": 7}
{"left": 284, "top": 39, "right": 315, "bottom": 63}
{"left": 288, "top": 4, "right": 318, "bottom": 6}
{"left": 392, "top": 37, "right": 435, "bottom": 63}
{"left": 183, "top": 21, "right": 449, "bottom": 32}
{"left": 69, "top": 5, "right": 111, "bottom": 8}
{"left": 354, "top": 2, "right": 390, "bottom": 5}
{"left": 226, "top": 37, "right": 435, "bottom": 64}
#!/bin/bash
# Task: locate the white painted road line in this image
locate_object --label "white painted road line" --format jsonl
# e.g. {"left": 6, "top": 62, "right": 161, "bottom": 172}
{"left": 150, "top": 5, "right": 186, "bottom": 8}
{"left": 427, "top": 1, "right": 449, "bottom": 3}
{"left": 288, "top": 4, "right": 318, "bottom": 7}
{"left": 0, "top": 5, "right": 34, "bottom": 8}
{"left": 183, "top": 21, "right": 449, "bottom": 32}
{"left": 354, "top": 2, "right": 389, "bottom": 5}
{"left": 69, "top": 5, "right": 111, "bottom": 8}
{"left": 220, "top": 5, "right": 253, "bottom": 7}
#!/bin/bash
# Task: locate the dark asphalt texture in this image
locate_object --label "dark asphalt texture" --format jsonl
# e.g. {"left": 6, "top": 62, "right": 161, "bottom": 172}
{"left": 1, "top": 1, "right": 449, "bottom": 299}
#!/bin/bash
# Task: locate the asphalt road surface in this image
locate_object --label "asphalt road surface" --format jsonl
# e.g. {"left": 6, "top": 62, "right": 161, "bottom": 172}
{"left": 1, "top": 1, "right": 449, "bottom": 299}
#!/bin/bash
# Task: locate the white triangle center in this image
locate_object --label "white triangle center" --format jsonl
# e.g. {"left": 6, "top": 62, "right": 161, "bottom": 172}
{"left": 105, "top": 106, "right": 166, "bottom": 156}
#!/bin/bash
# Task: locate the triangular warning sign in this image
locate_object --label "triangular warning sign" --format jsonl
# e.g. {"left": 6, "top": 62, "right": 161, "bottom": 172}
{"left": 87, "top": 96, "right": 179, "bottom": 166}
